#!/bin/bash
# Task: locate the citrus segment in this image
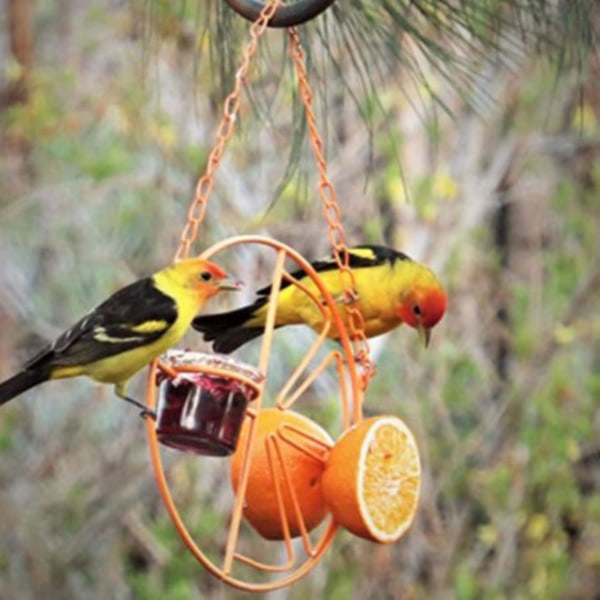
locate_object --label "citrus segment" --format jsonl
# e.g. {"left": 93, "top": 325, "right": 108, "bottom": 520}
{"left": 230, "top": 408, "right": 333, "bottom": 540}
{"left": 321, "top": 415, "right": 421, "bottom": 543}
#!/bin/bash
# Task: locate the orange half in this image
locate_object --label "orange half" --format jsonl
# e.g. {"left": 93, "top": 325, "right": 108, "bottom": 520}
{"left": 321, "top": 415, "right": 421, "bottom": 543}
{"left": 230, "top": 408, "right": 333, "bottom": 540}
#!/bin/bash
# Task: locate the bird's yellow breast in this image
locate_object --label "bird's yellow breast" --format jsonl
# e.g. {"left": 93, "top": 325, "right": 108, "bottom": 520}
{"left": 252, "top": 262, "right": 409, "bottom": 339}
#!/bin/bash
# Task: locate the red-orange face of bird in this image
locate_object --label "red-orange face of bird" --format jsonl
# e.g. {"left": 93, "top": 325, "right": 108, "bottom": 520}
{"left": 177, "top": 258, "right": 244, "bottom": 298}
{"left": 397, "top": 273, "right": 447, "bottom": 347}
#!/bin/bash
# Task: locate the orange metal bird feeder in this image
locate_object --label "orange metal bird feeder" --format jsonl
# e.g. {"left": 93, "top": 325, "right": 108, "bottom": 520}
{"left": 143, "top": 0, "right": 390, "bottom": 591}
{"left": 145, "top": 237, "right": 363, "bottom": 591}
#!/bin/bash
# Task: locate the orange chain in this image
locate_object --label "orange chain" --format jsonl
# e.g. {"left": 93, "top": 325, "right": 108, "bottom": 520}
{"left": 175, "top": 0, "right": 281, "bottom": 261}
{"left": 287, "top": 27, "right": 375, "bottom": 389}
{"left": 173, "top": 4, "right": 374, "bottom": 389}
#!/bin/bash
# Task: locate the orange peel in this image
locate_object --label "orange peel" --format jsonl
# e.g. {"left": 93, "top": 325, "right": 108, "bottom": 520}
{"left": 230, "top": 408, "right": 333, "bottom": 540}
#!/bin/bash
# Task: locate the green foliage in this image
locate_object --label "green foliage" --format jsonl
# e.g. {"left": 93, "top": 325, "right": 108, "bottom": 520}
{"left": 0, "top": 409, "right": 18, "bottom": 452}
{"left": 454, "top": 564, "right": 478, "bottom": 600}
{"left": 323, "top": 567, "right": 355, "bottom": 600}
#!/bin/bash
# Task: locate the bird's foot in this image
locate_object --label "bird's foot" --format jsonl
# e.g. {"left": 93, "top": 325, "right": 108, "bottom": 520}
{"left": 350, "top": 352, "right": 377, "bottom": 384}
{"left": 123, "top": 396, "right": 157, "bottom": 421}
{"left": 139, "top": 408, "right": 157, "bottom": 421}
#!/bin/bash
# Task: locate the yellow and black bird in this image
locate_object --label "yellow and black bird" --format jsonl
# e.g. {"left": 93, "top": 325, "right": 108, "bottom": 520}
{"left": 0, "top": 258, "right": 242, "bottom": 414}
{"left": 193, "top": 245, "right": 446, "bottom": 353}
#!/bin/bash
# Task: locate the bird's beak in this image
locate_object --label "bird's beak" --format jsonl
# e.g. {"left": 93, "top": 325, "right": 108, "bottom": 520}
{"left": 219, "top": 276, "right": 244, "bottom": 291}
{"left": 417, "top": 323, "right": 431, "bottom": 348}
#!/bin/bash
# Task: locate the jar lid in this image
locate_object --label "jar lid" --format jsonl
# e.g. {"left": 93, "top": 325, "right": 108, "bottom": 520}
{"left": 161, "top": 349, "right": 263, "bottom": 384}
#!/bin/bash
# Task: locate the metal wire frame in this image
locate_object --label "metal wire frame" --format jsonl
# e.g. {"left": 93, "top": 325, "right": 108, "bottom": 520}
{"left": 147, "top": 0, "right": 373, "bottom": 589}
{"left": 145, "top": 235, "right": 364, "bottom": 591}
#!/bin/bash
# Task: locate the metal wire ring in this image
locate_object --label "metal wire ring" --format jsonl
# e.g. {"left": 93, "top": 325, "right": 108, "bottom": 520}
{"left": 224, "top": 0, "right": 335, "bottom": 27}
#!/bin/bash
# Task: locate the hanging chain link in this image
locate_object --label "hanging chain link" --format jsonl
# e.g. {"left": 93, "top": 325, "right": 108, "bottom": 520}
{"left": 287, "top": 27, "right": 375, "bottom": 389}
{"left": 173, "top": 6, "right": 373, "bottom": 389}
{"left": 175, "top": 0, "right": 281, "bottom": 261}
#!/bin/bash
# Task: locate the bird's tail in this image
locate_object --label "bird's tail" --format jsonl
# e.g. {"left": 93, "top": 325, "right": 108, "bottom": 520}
{"left": 192, "top": 298, "right": 269, "bottom": 354}
{"left": 0, "top": 368, "right": 49, "bottom": 406}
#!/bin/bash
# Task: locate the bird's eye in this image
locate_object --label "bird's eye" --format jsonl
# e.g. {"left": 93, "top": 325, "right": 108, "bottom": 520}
{"left": 412, "top": 305, "right": 422, "bottom": 316}
{"left": 199, "top": 271, "right": 213, "bottom": 282}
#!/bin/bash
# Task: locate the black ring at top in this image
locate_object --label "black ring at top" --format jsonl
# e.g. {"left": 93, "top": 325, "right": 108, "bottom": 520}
{"left": 224, "top": 0, "right": 335, "bottom": 28}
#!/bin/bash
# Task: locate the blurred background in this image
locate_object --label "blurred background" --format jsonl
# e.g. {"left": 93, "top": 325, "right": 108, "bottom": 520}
{"left": 0, "top": 1, "right": 599, "bottom": 598}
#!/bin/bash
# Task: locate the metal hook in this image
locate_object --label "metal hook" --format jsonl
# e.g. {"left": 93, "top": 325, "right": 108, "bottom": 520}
{"left": 224, "top": 0, "right": 335, "bottom": 28}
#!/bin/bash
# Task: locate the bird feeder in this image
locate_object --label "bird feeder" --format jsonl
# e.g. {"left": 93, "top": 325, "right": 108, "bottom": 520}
{"left": 143, "top": 0, "right": 419, "bottom": 592}
{"left": 146, "top": 237, "right": 363, "bottom": 592}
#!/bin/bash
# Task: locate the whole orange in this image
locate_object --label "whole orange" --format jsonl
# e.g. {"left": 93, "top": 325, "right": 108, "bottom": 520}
{"left": 230, "top": 408, "right": 333, "bottom": 540}
{"left": 321, "top": 415, "right": 421, "bottom": 543}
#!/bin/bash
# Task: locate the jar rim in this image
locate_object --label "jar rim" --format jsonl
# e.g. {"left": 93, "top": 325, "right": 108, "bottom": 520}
{"left": 161, "top": 349, "right": 263, "bottom": 383}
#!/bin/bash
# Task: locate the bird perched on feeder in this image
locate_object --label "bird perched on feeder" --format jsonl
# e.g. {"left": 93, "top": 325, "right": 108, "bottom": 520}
{"left": 0, "top": 258, "right": 242, "bottom": 415}
{"left": 193, "top": 245, "right": 446, "bottom": 353}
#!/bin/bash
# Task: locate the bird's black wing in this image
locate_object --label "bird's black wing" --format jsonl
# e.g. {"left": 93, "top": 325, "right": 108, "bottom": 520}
{"left": 256, "top": 245, "right": 412, "bottom": 296}
{"left": 25, "top": 278, "right": 178, "bottom": 369}
{"left": 193, "top": 245, "right": 412, "bottom": 354}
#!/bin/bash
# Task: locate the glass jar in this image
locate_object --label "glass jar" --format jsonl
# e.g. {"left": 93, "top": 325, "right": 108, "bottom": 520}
{"left": 156, "top": 350, "right": 262, "bottom": 456}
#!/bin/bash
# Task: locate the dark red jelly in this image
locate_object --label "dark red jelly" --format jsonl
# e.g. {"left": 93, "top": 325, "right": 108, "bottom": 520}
{"left": 156, "top": 352, "right": 261, "bottom": 456}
